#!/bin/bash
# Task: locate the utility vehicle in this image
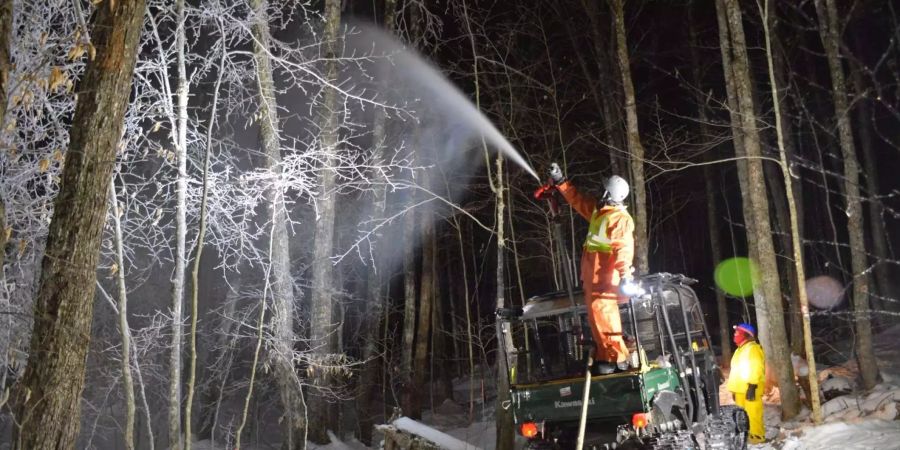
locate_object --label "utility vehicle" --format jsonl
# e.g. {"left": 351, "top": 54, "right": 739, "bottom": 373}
{"left": 497, "top": 273, "right": 749, "bottom": 450}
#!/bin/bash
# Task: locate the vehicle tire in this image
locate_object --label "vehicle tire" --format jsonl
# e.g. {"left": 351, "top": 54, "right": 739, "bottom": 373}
{"left": 703, "top": 405, "right": 749, "bottom": 450}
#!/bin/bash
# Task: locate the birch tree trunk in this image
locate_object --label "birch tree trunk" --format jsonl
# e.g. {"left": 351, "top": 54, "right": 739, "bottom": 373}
{"left": 716, "top": 0, "right": 800, "bottom": 419}
{"left": 611, "top": 0, "right": 648, "bottom": 274}
{"left": 814, "top": 0, "right": 879, "bottom": 391}
{"left": 12, "top": 0, "right": 145, "bottom": 447}
{"left": 307, "top": 0, "right": 342, "bottom": 441}
{"left": 168, "top": 1, "right": 189, "bottom": 446}
{"left": 249, "top": 0, "right": 306, "bottom": 446}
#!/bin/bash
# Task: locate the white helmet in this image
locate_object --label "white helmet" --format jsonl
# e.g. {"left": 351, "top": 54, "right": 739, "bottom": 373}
{"left": 603, "top": 175, "right": 629, "bottom": 204}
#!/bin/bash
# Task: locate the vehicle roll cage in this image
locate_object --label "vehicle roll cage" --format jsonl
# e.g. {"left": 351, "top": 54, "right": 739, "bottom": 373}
{"left": 498, "top": 272, "right": 719, "bottom": 425}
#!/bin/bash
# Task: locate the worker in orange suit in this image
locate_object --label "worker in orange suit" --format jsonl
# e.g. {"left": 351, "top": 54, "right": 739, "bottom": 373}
{"left": 549, "top": 163, "right": 642, "bottom": 374}
{"left": 727, "top": 323, "right": 766, "bottom": 444}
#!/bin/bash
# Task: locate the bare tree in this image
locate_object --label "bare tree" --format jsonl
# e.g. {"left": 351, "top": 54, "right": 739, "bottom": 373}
{"left": 759, "top": 0, "right": 822, "bottom": 423}
{"left": 307, "top": 0, "right": 343, "bottom": 442}
{"left": 12, "top": 0, "right": 146, "bottom": 447}
{"left": 108, "top": 180, "right": 137, "bottom": 450}
{"left": 610, "top": 0, "right": 649, "bottom": 274}
{"left": 167, "top": 0, "right": 189, "bottom": 446}
{"left": 813, "top": 0, "right": 879, "bottom": 391}
{"left": 715, "top": 0, "right": 800, "bottom": 419}
{"left": 247, "top": 0, "right": 307, "bottom": 445}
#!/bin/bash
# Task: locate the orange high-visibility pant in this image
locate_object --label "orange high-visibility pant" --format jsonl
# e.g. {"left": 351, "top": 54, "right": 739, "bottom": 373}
{"left": 581, "top": 250, "right": 629, "bottom": 363}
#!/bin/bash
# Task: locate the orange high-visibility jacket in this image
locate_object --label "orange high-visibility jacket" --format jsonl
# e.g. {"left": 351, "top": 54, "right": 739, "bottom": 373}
{"left": 557, "top": 180, "right": 634, "bottom": 281}
{"left": 727, "top": 340, "right": 766, "bottom": 394}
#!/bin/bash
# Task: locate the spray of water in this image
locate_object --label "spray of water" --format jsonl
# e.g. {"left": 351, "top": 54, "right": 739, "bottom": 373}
{"left": 354, "top": 25, "right": 540, "bottom": 182}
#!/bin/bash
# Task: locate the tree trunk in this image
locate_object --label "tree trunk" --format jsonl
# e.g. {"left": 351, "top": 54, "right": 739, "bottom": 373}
{"left": 760, "top": 0, "right": 822, "bottom": 422}
{"left": 400, "top": 187, "right": 418, "bottom": 418}
{"left": 852, "top": 65, "right": 897, "bottom": 314}
{"left": 168, "top": 0, "right": 189, "bottom": 446}
{"left": 249, "top": 0, "right": 306, "bottom": 447}
{"left": 307, "top": 0, "right": 342, "bottom": 442}
{"left": 563, "top": 1, "right": 621, "bottom": 175}
{"left": 814, "top": 0, "right": 879, "bottom": 391}
{"left": 197, "top": 273, "right": 242, "bottom": 443}
{"left": 769, "top": 30, "right": 806, "bottom": 355}
{"left": 688, "top": 7, "right": 732, "bottom": 363}
{"left": 12, "top": 0, "right": 145, "bottom": 447}
{"left": 184, "top": 34, "right": 225, "bottom": 448}
{"left": 581, "top": 0, "right": 624, "bottom": 173}
{"left": 0, "top": 0, "right": 10, "bottom": 276}
{"left": 358, "top": 0, "right": 397, "bottom": 442}
{"left": 716, "top": 0, "right": 800, "bottom": 419}
{"left": 109, "top": 181, "right": 136, "bottom": 450}
{"left": 411, "top": 184, "right": 434, "bottom": 419}
{"left": 611, "top": 0, "right": 649, "bottom": 274}
{"left": 493, "top": 155, "right": 515, "bottom": 450}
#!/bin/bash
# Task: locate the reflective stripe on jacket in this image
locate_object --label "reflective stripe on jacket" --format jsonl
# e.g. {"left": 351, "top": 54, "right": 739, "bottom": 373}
{"left": 557, "top": 181, "right": 635, "bottom": 277}
{"left": 727, "top": 340, "right": 766, "bottom": 394}
{"left": 585, "top": 207, "right": 632, "bottom": 253}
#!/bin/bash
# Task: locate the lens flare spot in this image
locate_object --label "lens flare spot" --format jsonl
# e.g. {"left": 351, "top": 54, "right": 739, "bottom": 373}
{"left": 714, "top": 257, "right": 756, "bottom": 297}
{"left": 805, "top": 275, "right": 845, "bottom": 310}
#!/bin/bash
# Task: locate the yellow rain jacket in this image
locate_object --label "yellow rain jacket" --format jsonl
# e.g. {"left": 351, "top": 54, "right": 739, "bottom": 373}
{"left": 727, "top": 340, "right": 765, "bottom": 394}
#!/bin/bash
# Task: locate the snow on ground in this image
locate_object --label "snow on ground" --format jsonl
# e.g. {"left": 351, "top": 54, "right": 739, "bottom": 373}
{"left": 744, "top": 323, "right": 900, "bottom": 449}
{"left": 392, "top": 416, "right": 485, "bottom": 450}
{"left": 753, "top": 419, "right": 900, "bottom": 450}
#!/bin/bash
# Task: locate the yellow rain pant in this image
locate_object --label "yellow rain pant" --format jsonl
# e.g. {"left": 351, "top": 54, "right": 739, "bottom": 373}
{"left": 734, "top": 393, "right": 765, "bottom": 444}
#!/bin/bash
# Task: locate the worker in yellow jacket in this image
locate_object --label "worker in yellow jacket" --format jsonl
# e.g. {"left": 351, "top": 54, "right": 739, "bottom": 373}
{"left": 727, "top": 323, "right": 766, "bottom": 444}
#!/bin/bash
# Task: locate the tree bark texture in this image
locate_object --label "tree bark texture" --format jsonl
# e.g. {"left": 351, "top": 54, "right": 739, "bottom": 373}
{"left": 611, "top": 0, "right": 649, "bottom": 275}
{"left": 307, "top": 0, "right": 342, "bottom": 442}
{"left": 493, "top": 154, "right": 515, "bottom": 450}
{"left": 249, "top": 0, "right": 306, "bottom": 447}
{"left": 717, "top": 0, "right": 800, "bottom": 419}
{"left": 168, "top": 0, "right": 189, "bottom": 446}
{"left": 814, "top": 0, "right": 879, "bottom": 391}
{"left": 12, "top": 0, "right": 145, "bottom": 447}
{"left": 0, "top": 0, "right": 10, "bottom": 274}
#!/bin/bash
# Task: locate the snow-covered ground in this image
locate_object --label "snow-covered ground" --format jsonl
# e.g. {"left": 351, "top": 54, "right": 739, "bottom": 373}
{"left": 741, "top": 324, "right": 900, "bottom": 449}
